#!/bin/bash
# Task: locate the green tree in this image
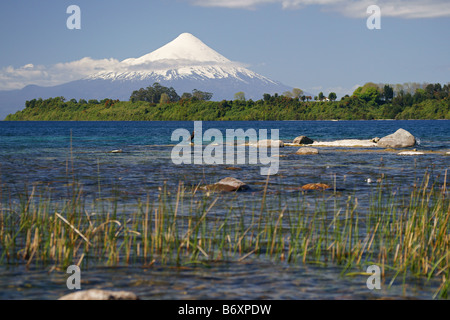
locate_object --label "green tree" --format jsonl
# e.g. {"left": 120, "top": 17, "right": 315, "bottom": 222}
{"left": 383, "top": 85, "right": 394, "bottom": 102}
{"left": 160, "top": 93, "right": 170, "bottom": 104}
{"left": 130, "top": 83, "right": 180, "bottom": 103}
{"left": 234, "top": 91, "right": 246, "bottom": 101}
{"left": 354, "top": 83, "right": 381, "bottom": 103}
{"left": 283, "top": 91, "right": 294, "bottom": 98}
{"left": 292, "top": 88, "right": 304, "bottom": 99}
{"left": 192, "top": 89, "right": 213, "bottom": 101}
{"left": 318, "top": 92, "right": 324, "bottom": 101}
{"left": 181, "top": 92, "right": 193, "bottom": 100}
{"left": 328, "top": 92, "right": 337, "bottom": 101}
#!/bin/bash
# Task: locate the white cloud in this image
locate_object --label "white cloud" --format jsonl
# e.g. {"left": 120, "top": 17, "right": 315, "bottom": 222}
{"left": 0, "top": 57, "right": 249, "bottom": 90}
{"left": 188, "top": 0, "right": 450, "bottom": 18}
{"left": 0, "top": 58, "right": 120, "bottom": 90}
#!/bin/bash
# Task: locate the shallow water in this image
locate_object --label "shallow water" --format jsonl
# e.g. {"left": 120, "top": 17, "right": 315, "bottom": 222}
{"left": 0, "top": 260, "right": 441, "bottom": 300}
{"left": 0, "top": 120, "right": 449, "bottom": 299}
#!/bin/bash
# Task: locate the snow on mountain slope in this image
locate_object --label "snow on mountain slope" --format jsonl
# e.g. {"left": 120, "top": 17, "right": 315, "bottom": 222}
{"left": 0, "top": 33, "right": 293, "bottom": 119}
{"left": 123, "top": 33, "right": 231, "bottom": 64}
{"left": 87, "top": 33, "right": 278, "bottom": 85}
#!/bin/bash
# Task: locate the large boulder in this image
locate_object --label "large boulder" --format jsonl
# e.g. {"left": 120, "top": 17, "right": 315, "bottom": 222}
{"left": 293, "top": 136, "right": 314, "bottom": 145}
{"left": 295, "top": 147, "right": 319, "bottom": 155}
{"left": 206, "top": 177, "right": 249, "bottom": 192}
{"left": 377, "top": 129, "right": 416, "bottom": 148}
{"left": 59, "top": 289, "right": 139, "bottom": 300}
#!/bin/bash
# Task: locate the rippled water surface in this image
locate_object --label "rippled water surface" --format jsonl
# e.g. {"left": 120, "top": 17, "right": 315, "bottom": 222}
{"left": 0, "top": 120, "right": 448, "bottom": 299}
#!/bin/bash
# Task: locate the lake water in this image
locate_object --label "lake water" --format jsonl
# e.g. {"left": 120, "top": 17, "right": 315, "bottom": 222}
{"left": 0, "top": 120, "right": 449, "bottom": 299}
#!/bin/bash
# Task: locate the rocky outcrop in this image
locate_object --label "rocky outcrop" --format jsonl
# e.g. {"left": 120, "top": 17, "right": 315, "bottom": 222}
{"left": 295, "top": 147, "right": 319, "bottom": 155}
{"left": 293, "top": 136, "right": 314, "bottom": 145}
{"left": 377, "top": 129, "right": 416, "bottom": 148}
{"left": 206, "top": 177, "right": 249, "bottom": 192}
{"left": 59, "top": 289, "right": 139, "bottom": 300}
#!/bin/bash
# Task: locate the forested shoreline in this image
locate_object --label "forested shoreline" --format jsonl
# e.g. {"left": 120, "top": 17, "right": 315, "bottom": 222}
{"left": 5, "top": 82, "right": 449, "bottom": 121}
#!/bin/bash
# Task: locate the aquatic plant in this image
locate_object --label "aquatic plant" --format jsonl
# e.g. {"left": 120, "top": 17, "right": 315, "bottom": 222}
{"left": 0, "top": 170, "right": 448, "bottom": 298}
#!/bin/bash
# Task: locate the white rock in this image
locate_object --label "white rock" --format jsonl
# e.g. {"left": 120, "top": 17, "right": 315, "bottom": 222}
{"left": 398, "top": 151, "right": 425, "bottom": 156}
{"left": 296, "top": 147, "right": 319, "bottom": 155}
{"left": 256, "top": 139, "right": 285, "bottom": 148}
{"left": 59, "top": 289, "right": 139, "bottom": 300}
{"left": 311, "top": 140, "right": 377, "bottom": 147}
{"left": 378, "top": 129, "right": 416, "bottom": 148}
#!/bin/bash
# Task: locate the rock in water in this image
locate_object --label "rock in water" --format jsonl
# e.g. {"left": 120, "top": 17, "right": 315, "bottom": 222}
{"left": 301, "top": 183, "right": 331, "bottom": 191}
{"left": 293, "top": 136, "right": 314, "bottom": 145}
{"left": 257, "top": 140, "right": 285, "bottom": 148}
{"left": 398, "top": 151, "right": 425, "bottom": 156}
{"left": 377, "top": 129, "right": 416, "bottom": 148}
{"left": 207, "top": 177, "right": 249, "bottom": 192}
{"left": 59, "top": 289, "right": 139, "bottom": 300}
{"left": 295, "top": 147, "right": 319, "bottom": 155}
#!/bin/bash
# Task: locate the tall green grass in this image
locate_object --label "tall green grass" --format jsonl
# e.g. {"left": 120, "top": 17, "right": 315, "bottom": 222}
{"left": 0, "top": 171, "right": 448, "bottom": 298}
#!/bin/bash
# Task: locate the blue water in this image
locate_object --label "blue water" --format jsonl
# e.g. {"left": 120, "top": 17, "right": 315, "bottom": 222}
{"left": 0, "top": 120, "right": 448, "bottom": 198}
{"left": 0, "top": 120, "right": 449, "bottom": 299}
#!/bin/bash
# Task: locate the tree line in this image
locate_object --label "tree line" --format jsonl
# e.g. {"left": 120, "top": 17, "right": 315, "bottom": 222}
{"left": 5, "top": 82, "right": 449, "bottom": 121}
{"left": 130, "top": 83, "right": 213, "bottom": 104}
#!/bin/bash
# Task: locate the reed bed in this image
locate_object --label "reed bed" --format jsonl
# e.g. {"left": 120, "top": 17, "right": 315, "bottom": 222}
{"left": 0, "top": 171, "right": 448, "bottom": 298}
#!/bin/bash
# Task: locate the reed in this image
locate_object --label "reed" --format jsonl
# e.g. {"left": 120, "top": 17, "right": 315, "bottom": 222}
{"left": 0, "top": 170, "right": 448, "bottom": 298}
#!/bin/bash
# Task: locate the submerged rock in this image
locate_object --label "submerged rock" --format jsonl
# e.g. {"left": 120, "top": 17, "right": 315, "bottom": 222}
{"left": 59, "top": 289, "right": 139, "bottom": 300}
{"left": 301, "top": 183, "right": 331, "bottom": 191}
{"left": 377, "top": 129, "right": 416, "bottom": 148}
{"left": 206, "top": 177, "right": 249, "bottom": 192}
{"left": 293, "top": 136, "right": 314, "bottom": 145}
{"left": 295, "top": 147, "right": 319, "bottom": 155}
{"left": 398, "top": 151, "right": 425, "bottom": 156}
{"left": 257, "top": 140, "right": 285, "bottom": 148}
{"left": 312, "top": 140, "right": 377, "bottom": 147}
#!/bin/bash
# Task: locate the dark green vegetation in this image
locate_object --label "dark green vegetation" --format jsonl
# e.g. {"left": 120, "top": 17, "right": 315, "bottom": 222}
{"left": 5, "top": 82, "right": 450, "bottom": 120}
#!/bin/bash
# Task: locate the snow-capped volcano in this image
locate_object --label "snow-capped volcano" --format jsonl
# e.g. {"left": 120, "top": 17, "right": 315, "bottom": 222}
{"left": 123, "top": 32, "right": 231, "bottom": 64}
{"left": 87, "top": 33, "right": 279, "bottom": 86}
{"left": 0, "top": 33, "right": 292, "bottom": 119}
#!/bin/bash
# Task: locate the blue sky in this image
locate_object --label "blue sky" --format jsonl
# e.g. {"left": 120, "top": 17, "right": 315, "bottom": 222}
{"left": 0, "top": 0, "right": 449, "bottom": 97}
